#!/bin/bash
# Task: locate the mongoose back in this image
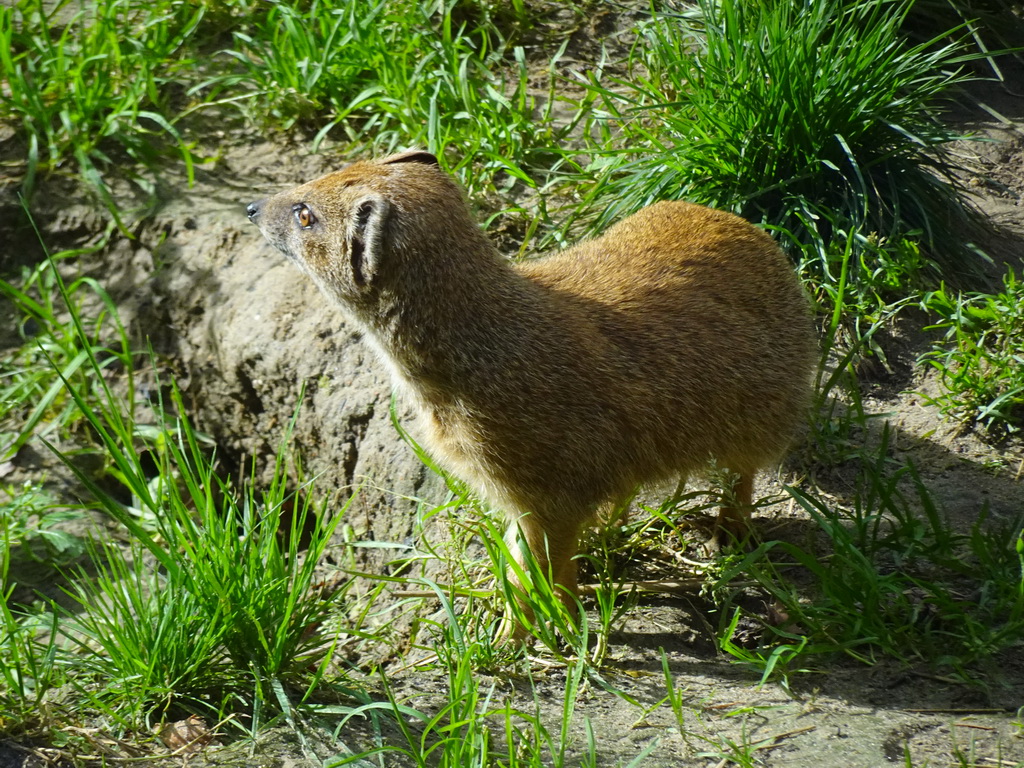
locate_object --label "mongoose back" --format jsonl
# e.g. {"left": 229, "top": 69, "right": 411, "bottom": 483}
{"left": 246, "top": 150, "right": 817, "bottom": 632}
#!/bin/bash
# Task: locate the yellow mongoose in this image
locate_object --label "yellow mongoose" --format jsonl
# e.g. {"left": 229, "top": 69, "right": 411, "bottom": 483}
{"left": 246, "top": 150, "right": 816, "bottom": 633}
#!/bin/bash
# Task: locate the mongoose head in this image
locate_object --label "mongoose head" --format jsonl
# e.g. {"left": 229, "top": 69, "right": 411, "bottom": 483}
{"left": 246, "top": 150, "right": 483, "bottom": 322}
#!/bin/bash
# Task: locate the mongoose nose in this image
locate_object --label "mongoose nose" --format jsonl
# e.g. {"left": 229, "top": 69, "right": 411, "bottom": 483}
{"left": 246, "top": 201, "right": 261, "bottom": 222}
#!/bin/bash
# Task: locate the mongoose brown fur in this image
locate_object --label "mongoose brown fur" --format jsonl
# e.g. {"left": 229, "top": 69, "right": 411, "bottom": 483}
{"left": 246, "top": 150, "right": 817, "bottom": 633}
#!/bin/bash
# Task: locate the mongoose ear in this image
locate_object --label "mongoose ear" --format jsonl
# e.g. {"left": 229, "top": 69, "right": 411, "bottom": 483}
{"left": 380, "top": 149, "right": 439, "bottom": 167}
{"left": 349, "top": 194, "right": 391, "bottom": 289}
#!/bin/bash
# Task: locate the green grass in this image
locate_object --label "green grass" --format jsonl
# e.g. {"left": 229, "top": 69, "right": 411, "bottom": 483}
{"left": 0, "top": 245, "right": 357, "bottom": 749}
{"left": 212, "top": 0, "right": 564, "bottom": 196}
{"left": 563, "top": 0, "right": 987, "bottom": 285}
{"left": 919, "top": 269, "right": 1024, "bottom": 437}
{"left": 61, "top": 382, "right": 360, "bottom": 736}
{"left": 2, "top": 0, "right": 999, "bottom": 274}
{"left": 0, "top": 0, "right": 563, "bottom": 220}
{"left": 64, "top": 534, "right": 234, "bottom": 727}
{"left": 59, "top": 389, "right": 355, "bottom": 728}
{"left": 715, "top": 428, "right": 1024, "bottom": 681}
{"left": 903, "top": 0, "right": 1024, "bottom": 83}
{"left": 0, "top": 0, "right": 199, "bottom": 227}
{"left": 1, "top": 575, "right": 64, "bottom": 735}
{"left": 325, "top": 620, "right": 620, "bottom": 768}
{"left": 0, "top": 242, "right": 132, "bottom": 460}
{"left": 0, "top": 481, "right": 88, "bottom": 573}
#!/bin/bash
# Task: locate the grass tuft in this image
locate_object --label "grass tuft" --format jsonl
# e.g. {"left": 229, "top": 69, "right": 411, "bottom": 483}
{"left": 919, "top": 268, "right": 1024, "bottom": 437}
{"left": 53, "top": 377, "right": 355, "bottom": 731}
{"left": 716, "top": 429, "right": 1024, "bottom": 678}
{"left": 568, "top": 0, "right": 988, "bottom": 283}
{"left": 213, "top": 0, "right": 560, "bottom": 196}
{"left": 0, "top": 241, "right": 132, "bottom": 460}
{"left": 0, "top": 234, "right": 359, "bottom": 743}
{"left": 0, "top": 0, "right": 199, "bottom": 227}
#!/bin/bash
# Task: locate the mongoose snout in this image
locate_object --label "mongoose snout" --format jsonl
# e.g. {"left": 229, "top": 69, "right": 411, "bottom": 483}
{"left": 246, "top": 149, "right": 817, "bottom": 639}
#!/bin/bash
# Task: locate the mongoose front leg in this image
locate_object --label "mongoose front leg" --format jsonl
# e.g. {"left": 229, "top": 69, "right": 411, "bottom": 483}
{"left": 708, "top": 471, "right": 755, "bottom": 552}
{"left": 496, "top": 513, "right": 581, "bottom": 643}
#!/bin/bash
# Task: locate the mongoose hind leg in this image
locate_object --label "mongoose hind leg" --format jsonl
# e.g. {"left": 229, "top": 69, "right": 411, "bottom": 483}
{"left": 706, "top": 471, "right": 756, "bottom": 554}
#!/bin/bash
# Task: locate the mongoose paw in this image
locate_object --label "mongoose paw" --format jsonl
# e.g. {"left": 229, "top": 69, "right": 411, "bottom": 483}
{"left": 493, "top": 614, "right": 530, "bottom": 648}
{"left": 702, "top": 519, "right": 754, "bottom": 556}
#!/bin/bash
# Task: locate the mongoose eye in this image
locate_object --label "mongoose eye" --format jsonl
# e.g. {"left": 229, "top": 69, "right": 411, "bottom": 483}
{"left": 293, "top": 203, "right": 316, "bottom": 229}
